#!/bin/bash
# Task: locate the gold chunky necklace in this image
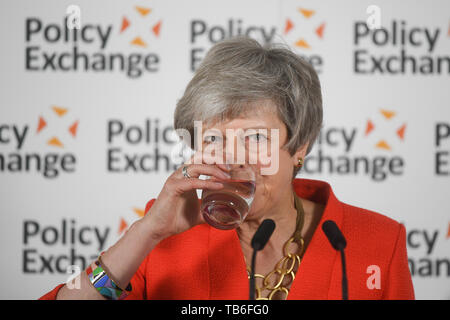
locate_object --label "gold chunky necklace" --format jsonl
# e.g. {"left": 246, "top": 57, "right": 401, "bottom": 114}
{"left": 246, "top": 191, "right": 305, "bottom": 300}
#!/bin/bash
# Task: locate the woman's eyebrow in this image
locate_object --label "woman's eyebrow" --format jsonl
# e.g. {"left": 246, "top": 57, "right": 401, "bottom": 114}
{"left": 240, "top": 126, "right": 270, "bottom": 130}
{"left": 204, "top": 126, "right": 270, "bottom": 132}
{"left": 203, "top": 128, "right": 223, "bottom": 134}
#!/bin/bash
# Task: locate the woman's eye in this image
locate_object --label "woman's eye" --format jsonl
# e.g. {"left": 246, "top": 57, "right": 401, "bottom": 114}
{"left": 246, "top": 133, "right": 267, "bottom": 143}
{"left": 204, "top": 135, "right": 222, "bottom": 143}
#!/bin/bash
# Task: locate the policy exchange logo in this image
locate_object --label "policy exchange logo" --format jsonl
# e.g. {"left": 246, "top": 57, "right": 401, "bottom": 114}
{"left": 0, "top": 105, "right": 79, "bottom": 178}
{"left": 25, "top": 5, "right": 163, "bottom": 78}
{"left": 303, "top": 108, "right": 407, "bottom": 181}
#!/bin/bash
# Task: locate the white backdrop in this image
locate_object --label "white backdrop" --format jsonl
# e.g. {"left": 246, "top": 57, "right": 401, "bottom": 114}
{"left": 0, "top": 0, "right": 449, "bottom": 299}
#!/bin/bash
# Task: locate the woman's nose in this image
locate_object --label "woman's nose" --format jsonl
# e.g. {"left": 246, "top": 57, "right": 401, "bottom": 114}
{"left": 224, "top": 135, "right": 247, "bottom": 164}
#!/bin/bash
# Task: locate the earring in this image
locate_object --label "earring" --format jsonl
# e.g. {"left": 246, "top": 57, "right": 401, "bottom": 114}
{"left": 297, "top": 158, "right": 303, "bottom": 167}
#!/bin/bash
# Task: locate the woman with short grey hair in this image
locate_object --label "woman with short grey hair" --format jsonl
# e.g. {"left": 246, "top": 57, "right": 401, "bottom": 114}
{"left": 174, "top": 36, "right": 323, "bottom": 179}
{"left": 41, "top": 36, "right": 414, "bottom": 300}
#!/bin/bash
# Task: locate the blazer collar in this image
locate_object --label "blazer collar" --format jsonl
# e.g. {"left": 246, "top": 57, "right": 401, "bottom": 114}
{"left": 207, "top": 178, "right": 344, "bottom": 300}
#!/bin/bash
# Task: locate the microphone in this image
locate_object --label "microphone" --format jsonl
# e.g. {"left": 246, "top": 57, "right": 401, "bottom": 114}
{"left": 249, "top": 219, "right": 276, "bottom": 300}
{"left": 322, "top": 220, "right": 348, "bottom": 300}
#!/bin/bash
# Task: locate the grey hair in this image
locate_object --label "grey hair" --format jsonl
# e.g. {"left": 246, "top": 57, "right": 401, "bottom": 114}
{"left": 174, "top": 36, "right": 323, "bottom": 177}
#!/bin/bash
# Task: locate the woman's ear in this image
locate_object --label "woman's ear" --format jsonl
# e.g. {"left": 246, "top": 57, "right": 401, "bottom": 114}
{"left": 292, "top": 142, "right": 309, "bottom": 166}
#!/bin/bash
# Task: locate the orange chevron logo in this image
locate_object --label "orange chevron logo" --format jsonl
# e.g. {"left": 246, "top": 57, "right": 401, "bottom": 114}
{"left": 118, "top": 218, "right": 128, "bottom": 235}
{"left": 295, "top": 39, "right": 310, "bottom": 49}
{"left": 48, "top": 137, "right": 64, "bottom": 148}
{"left": 152, "top": 20, "right": 162, "bottom": 37}
{"left": 376, "top": 140, "right": 390, "bottom": 150}
{"left": 69, "top": 120, "right": 79, "bottom": 138}
{"left": 136, "top": 6, "right": 151, "bottom": 17}
{"left": 119, "top": 6, "right": 162, "bottom": 48}
{"left": 283, "top": 7, "right": 326, "bottom": 50}
{"left": 397, "top": 124, "right": 406, "bottom": 140}
{"left": 365, "top": 119, "right": 375, "bottom": 136}
{"left": 447, "top": 222, "right": 450, "bottom": 239}
{"left": 299, "top": 8, "right": 315, "bottom": 19}
{"left": 131, "top": 36, "right": 146, "bottom": 47}
{"left": 380, "top": 109, "right": 396, "bottom": 120}
{"left": 284, "top": 18, "right": 294, "bottom": 34}
{"left": 365, "top": 109, "right": 407, "bottom": 151}
{"left": 52, "top": 106, "right": 68, "bottom": 117}
{"left": 133, "top": 208, "right": 146, "bottom": 218}
{"left": 120, "top": 17, "right": 130, "bottom": 33}
{"left": 316, "top": 22, "right": 325, "bottom": 39}
{"left": 36, "top": 106, "right": 79, "bottom": 149}
{"left": 37, "top": 116, "right": 47, "bottom": 133}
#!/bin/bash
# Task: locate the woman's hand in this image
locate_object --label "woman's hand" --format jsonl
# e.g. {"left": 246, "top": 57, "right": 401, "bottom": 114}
{"left": 55, "top": 152, "right": 230, "bottom": 300}
{"left": 143, "top": 153, "right": 231, "bottom": 241}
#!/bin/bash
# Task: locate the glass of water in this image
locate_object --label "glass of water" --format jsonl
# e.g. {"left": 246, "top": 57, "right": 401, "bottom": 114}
{"left": 201, "top": 164, "right": 256, "bottom": 230}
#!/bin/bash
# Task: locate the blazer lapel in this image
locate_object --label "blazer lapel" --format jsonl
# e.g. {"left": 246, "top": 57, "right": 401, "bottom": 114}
{"left": 287, "top": 178, "right": 344, "bottom": 299}
{"left": 207, "top": 226, "right": 249, "bottom": 299}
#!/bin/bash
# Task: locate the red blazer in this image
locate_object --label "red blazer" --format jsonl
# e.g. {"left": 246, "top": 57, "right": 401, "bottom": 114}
{"left": 40, "top": 178, "right": 414, "bottom": 300}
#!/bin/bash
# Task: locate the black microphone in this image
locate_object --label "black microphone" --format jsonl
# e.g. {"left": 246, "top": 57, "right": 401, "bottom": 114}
{"left": 249, "top": 219, "right": 276, "bottom": 300}
{"left": 322, "top": 220, "right": 348, "bottom": 300}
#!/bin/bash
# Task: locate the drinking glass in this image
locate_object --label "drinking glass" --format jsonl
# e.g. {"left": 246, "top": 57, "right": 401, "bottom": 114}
{"left": 200, "top": 164, "right": 256, "bottom": 230}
